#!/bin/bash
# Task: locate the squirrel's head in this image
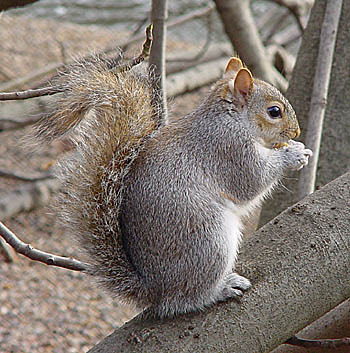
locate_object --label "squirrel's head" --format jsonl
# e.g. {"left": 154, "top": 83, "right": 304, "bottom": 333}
{"left": 220, "top": 57, "right": 300, "bottom": 148}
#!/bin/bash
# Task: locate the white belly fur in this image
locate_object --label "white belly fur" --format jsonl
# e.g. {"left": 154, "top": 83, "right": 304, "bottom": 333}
{"left": 221, "top": 186, "right": 275, "bottom": 272}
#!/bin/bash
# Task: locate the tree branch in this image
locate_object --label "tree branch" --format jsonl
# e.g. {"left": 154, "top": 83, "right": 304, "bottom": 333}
{"left": 0, "top": 24, "right": 154, "bottom": 102}
{"left": 0, "top": 86, "right": 61, "bottom": 101}
{"left": 149, "top": 0, "right": 168, "bottom": 119}
{"left": 213, "top": 0, "right": 288, "bottom": 91}
{"left": 0, "top": 221, "right": 89, "bottom": 271}
{"left": 87, "top": 172, "right": 350, "bottom": 353}
{"left": 297, "top": 0, "right": 343, "bottom": 199}
{"left": 286, "top": 335, "right": 350, "bottom": 350}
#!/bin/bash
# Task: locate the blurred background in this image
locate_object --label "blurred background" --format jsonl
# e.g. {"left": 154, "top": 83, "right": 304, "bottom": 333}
{"left": 0, "top": 1, "right": 313, "bottom": 352}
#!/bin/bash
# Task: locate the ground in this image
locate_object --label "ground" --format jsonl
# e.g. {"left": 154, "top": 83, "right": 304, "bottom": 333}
{"left": 0, "top": 12, "right": 213, "bottom": 353}
{"left": 0, "top": 83, "right": 208, "bottom": 353}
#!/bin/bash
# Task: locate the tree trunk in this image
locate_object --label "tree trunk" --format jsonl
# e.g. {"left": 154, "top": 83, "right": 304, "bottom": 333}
{"left": 260, "top": 0, "right": 350, "bottom": 225}
{"left": 88, "top": 172, "right": 350, "bottom": 353}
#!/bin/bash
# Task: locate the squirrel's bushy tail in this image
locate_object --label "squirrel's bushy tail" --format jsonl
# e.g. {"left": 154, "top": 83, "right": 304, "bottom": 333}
{"left": 35, "top": 55, "right": 162, "bottom": 307}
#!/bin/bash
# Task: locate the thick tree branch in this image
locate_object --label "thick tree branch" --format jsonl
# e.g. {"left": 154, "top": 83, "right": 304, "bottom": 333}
{"left": 213, "top": 0, "right": 287, "bottom": 90}
{"left": 0, "top": 221, "right": 89, "bottom": 271}
{"left": 87, "top": 172, "right": 350, "bottom": 353}
{"left": 298, "top": 0, "right": 343, "bottom": 199}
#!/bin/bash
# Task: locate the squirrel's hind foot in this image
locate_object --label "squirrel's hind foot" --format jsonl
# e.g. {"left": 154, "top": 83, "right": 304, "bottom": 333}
{"left": 218, "top": 272, "right": 252, "bottom": 301}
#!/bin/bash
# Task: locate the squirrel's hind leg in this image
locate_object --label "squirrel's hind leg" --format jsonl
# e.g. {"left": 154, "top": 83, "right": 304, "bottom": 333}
{"left": 217, "top": 272, "right": 252, "bottom": 301}
{"left": 146, "top": 272, "right": 251, "bottom": 318}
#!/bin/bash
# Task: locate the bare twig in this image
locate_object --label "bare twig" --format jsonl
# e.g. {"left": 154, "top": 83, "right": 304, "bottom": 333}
{"left": 0, "top": 24, "right": 154, "bottom": 102}
{"left": 121, "top": 16, "right": 148, "bottom": 52}
{"left": 0, "top": 221, "right": 89, "bottom": 271}
{"left": 149, "top": 0, "right": 168, "bottom": 119}
{"left": 0, "top": 170, "right": 53, "bottom": 182}
{"left": 0, "top": 86, "right": 61, "bottom": 101}
{"left": 286, "top": 335, "right": 350, "bottom": 349}
{"left": 112, "top": 23, "right": 153, "bottom": 74}
{"left": 298, "top": 0, "right": 343, "bottom": 199}
{"left": 104, "top": 6, "right": 214, "bottom": 57}
{"left": 267, "top": 23, "right": 301, "bottom": 48}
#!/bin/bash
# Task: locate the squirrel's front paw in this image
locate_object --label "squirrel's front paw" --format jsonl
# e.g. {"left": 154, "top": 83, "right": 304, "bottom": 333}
{"left": 283, "top": 140, "right": 313, "bottom": 171}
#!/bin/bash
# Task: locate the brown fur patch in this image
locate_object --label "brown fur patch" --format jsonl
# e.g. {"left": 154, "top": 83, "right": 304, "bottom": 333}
{"left": 221, "top": 191, "right": 239, "bottom": 204}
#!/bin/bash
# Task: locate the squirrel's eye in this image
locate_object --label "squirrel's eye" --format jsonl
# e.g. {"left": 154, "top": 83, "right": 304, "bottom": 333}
{"left": 267, "top": 106, "right": 282, "bottom": 119}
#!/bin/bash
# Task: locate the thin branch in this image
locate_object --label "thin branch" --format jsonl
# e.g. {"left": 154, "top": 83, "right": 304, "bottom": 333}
{"left": 0, "top": 221, "right": 89, "bottom": 272}
{"left": 120, "top": 16, "right": 149, "bottom": 52}
{"left": 0, "top": 86, "right": 61, "bottom": 101}
{"left": 298, "top": 0, "right": 343, "bottom": 199}
{"left": 286, "top": 335, "right": 350, "bottom": 349}
{"left": 0, "top": 24, "right": 154, "bottom": 102}
{"left": 104, "top": 6, "right": 214, "bottom": 57}
{"left": 0, "top": 170, "right": 53, "bottom": 182}
{"left": 112, "top": 23, "right": 153, "bottom": 74}
{"left": 149, "top": 0, "right": 168, "bottom": 119}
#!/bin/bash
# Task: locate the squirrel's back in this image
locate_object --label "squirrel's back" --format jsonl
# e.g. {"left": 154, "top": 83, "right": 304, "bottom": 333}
{"left": 33, "top": 55, "right": 310, "bottom": 318}
{"left": 34, "top": 55, "right": 162, "bottom": 308}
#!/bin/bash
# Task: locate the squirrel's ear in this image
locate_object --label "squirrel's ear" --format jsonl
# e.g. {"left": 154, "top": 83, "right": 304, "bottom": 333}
{"left": 224, "top": 57, "right": 243, "bottom": 78}
{"left": 231, "top": 68, "right": 254, "bottom": 97}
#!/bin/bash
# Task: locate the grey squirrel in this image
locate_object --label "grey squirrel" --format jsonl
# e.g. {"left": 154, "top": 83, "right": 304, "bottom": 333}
{"left": 34, "top": 55, "right": 312, "bottom": 318}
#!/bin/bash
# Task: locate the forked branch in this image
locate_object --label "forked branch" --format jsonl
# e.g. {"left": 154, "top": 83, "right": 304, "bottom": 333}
{"left": 0, "top": 221, "right": 89, "bottom": 271}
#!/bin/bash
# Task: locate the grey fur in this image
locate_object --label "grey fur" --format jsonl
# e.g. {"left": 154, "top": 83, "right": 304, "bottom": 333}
{"left": 34, "top": 56, "right": 312, "bottom": 318}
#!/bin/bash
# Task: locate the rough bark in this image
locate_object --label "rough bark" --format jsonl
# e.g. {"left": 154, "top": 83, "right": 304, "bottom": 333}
{"left": 272, "top": 299, "right": 350, "bottom": 353}
{"left": 297, "top": 0, "right": 342, "bottom": 198}
{"left": 87, "top": 172, "right": 350, "bottom": 353}
{"left": 260, "top": 0, "right": 350, "bottom": 225}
